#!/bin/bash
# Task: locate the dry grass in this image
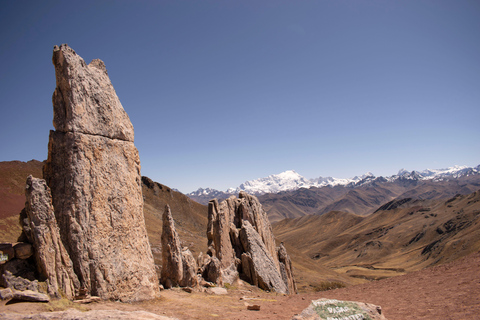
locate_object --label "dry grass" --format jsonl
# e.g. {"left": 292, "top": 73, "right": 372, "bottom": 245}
{"left": 273, "top": 191, "right": 480, "bottom": 284}
{"left": 311, "top": 281, "right": 346, "bottom": 292}
{"left": 44, "top": 299, "right": 90, "bottom": 312}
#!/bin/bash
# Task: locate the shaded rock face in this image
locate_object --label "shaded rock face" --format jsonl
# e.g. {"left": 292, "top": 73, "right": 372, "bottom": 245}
{"left": 2, "top": 270, "right": 38, "bottom": 292}
{"left": 239, "top": 221, "right": 287, "bottom": 293}
{"left": 43, "top": 44, "right": 158, "bottom": 301}
{"left": 160, "top": 205, "right": 198, "bottom": 288}
{"left": 24, "top": 175, "right": 79, "bottom": 299}
{"left": 277, "top": 243, "right": 297, "bottom": 294}
{"left": 206, "top": 191, "right": 296, "bottom": 294}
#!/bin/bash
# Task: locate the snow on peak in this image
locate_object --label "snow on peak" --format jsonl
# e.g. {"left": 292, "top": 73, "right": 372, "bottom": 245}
{"left": 394, "top": 165, "right": 476, "bottom": 181}
{"left": 236, "top": 170, "right": 310, "bottom": 195}
{"left": 188, "top": 164, "right": 479, "bottom": 197}
{"left": 276, "top": 170, "right": 302, "bottom": 180}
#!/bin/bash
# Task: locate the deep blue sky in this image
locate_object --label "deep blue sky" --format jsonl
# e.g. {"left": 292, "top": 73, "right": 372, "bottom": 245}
{"left": 1, "top": 0, "right": 479, "bottom": 193}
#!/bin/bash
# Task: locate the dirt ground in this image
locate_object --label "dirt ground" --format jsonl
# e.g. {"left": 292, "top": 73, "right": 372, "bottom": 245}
{"left": 1, "top": 251, "right": 479, "bottom": 320}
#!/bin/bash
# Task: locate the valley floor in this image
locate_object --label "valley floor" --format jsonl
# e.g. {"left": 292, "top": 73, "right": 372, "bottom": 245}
{"left": 2, "top": 250, "right": 479, "bottom": 320}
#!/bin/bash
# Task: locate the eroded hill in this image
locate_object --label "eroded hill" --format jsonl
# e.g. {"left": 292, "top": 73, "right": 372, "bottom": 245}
{"left": 273, "top": 190, "right": 480, "bottom": 282}
{"left": 261, "top": 175, "right": 480, "bottom": 222}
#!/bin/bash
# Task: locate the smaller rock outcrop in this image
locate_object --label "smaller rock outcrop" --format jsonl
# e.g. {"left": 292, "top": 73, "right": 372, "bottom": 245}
{"left": 23, "top": 175, "right": 79, "bottom": 299}
{"left": 160, "top": 205, "right": 198, "bottom": 288}
{"left": 0, "top": 248, "right": 43, "bottom": 299}
{"left": 204, "top": 192, "right": 297, "bottom": 294}
{"left": 2, "top": 270, "right": 38, "bottom": 292}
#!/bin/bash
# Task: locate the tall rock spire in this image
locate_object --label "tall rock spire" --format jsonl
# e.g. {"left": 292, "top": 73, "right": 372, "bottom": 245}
{"left": 44, "top": 44, "right": 159, "bottom": 302}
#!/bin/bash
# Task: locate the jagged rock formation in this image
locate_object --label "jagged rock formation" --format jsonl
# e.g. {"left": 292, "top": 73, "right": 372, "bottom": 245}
{"left": 205, "top": 191, "right": 296, "bottom": 294}
{"left": 43, "top": 44, "right": 158, "bottom": 301}
{"left": 23, "top": 175, "right": 79, "bottom": 299}
{"left": 160, "top": 205, "right": 198, "bottom": 288}
{"left": 239, "top": 220, "right": 287, "bottom": 293}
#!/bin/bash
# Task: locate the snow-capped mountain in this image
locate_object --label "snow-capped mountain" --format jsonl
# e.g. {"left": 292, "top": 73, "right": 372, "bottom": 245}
{"left": 235, "top": 170, "right": 311, "bottom": 194}
{"left": 187, "top": 165, "right": 479, "bottom": 203}
{"left": 185, "top": 187, "right": 232, "bottom": 199}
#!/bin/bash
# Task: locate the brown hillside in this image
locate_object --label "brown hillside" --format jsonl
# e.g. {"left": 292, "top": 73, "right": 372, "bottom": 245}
{"left": 259, "top": 186, "right": 349, "bottom": 222}
{"left": 273, "top": 190, "right": 480, "bottom": 282}
{"left": 0, "top": 160, "right": 44, "bottom": 242}
{"left": 0, "top": 160, "right": 44, "bottom": 220}
{"left": 261, "top": 175, "right": 480, "bottom": 221}
{"left": 141, "top": 176, "right": 208, "bottom": 274}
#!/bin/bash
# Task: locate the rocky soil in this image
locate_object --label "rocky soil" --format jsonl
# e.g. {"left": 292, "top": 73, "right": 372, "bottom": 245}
{"left": 2, "top": 250, "right": 479, "bottom": 319}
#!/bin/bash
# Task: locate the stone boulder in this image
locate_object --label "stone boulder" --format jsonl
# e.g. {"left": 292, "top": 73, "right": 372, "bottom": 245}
{"left": 43, "top": 44, "right": 158, "bottom": 301}
{"left": 292, "top": 298, "right": 387, "bottom": 320}
{"left": 11, "top": 289, "right": 50, "bottom": 303}
{"left": 160, "top": 205, "right": 198, "bottom": 288}
{"left": 13, "top": 243, "right": 33, "bottom": 260}
{"left": 24, "top": 175, "right": 79, "bottom": 299}
{"left": 205, "top": 192, "right": 297, "bottom": 294}
{"left": 0, "top": 259, "right": 36, "bottom": 289}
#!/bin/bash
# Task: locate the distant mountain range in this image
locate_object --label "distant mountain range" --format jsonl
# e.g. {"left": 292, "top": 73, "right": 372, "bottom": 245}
{"left": 187, "top": 165, "right": 480, "bottom": 205}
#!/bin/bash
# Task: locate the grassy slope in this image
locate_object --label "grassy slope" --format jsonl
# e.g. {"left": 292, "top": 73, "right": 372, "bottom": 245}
{"left": 273, "top": 190, "right": 480, "bottom": 282}
{"left": 261, "top": 176, "right": 480, "bottom": 221}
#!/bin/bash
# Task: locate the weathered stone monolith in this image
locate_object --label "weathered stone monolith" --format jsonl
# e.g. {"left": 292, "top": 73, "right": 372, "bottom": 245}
{"left": 161, "top": 205, "right": 198, "bottom": 288}
{"left": 24, "top": 175, "right": 79, "bottom": 298}
{"left": 43, "top": 44, "right": 159, "bottom": 301}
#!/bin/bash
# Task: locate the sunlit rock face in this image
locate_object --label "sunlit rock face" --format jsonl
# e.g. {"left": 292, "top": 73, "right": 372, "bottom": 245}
{"left": 206, "top": 191, "right": 297, "bottom": 294}
{"left": 24, "top": 175, "right": 80, "bottom": 299}
{"left": 44, "top": 44, "right": 159, "bottom": 302}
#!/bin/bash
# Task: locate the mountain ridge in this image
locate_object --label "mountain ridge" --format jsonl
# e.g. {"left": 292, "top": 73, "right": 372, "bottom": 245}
{"left": 187, "top": 164, "right": 480, "bottom": 205}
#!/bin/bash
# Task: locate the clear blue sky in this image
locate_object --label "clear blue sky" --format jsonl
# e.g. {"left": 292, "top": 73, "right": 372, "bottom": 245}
{"left": 1, "top": 0, "right": 479, "bottom": 193}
